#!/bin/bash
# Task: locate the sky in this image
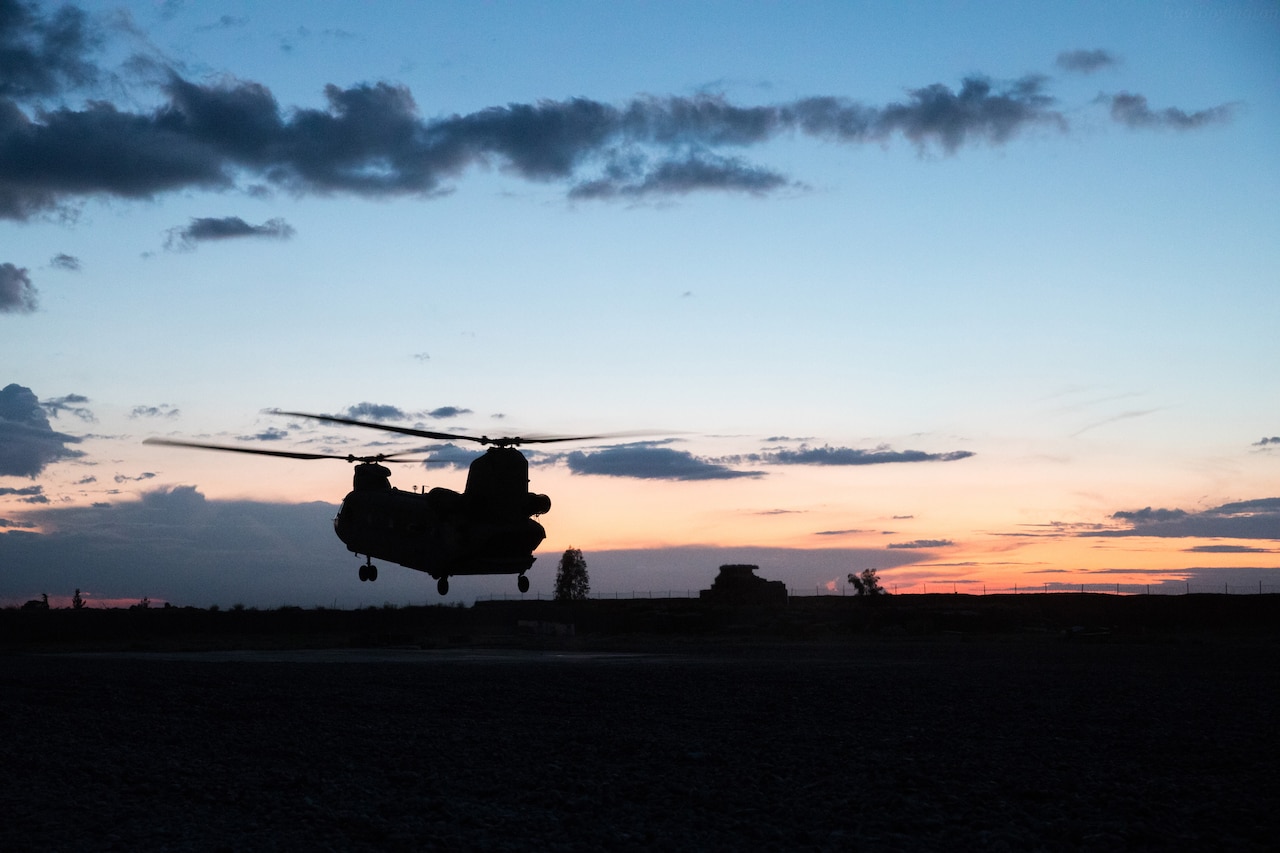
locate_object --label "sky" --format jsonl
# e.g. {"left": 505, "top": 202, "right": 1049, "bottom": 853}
{"left": 2, "top": 0, "right": 1278, "bottom": 608}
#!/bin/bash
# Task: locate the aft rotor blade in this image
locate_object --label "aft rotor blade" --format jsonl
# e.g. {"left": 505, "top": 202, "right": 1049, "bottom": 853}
{"left": 268, "top": 410, "right": 481, "bottom": 443}
{"left": 143, "top": 437, "right": 424, "bottom": 464}
{"left": 269, "top": 409, "right": 639, "bottom": 447}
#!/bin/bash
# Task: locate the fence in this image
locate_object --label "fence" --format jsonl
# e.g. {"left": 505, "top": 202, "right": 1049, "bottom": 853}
{"left": 476, "top": 582, "right": 1280, "bottom": 602}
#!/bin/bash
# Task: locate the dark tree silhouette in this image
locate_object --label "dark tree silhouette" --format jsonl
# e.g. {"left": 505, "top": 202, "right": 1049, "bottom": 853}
{"left": 72, "top": 588, "right": 86, "bottom": 609}
{"left": 554, "top": 548, "right": 590, "bottom": 601}
{"left": 848, "top": 568, "right": 887, "bottom": 596}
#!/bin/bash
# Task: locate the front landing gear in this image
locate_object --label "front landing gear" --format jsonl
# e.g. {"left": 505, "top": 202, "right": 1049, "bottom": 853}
{"left": 518, "top": 574, "right": 530, "bottom": 593}
{"left": 358, "top": 557, "right": 377, "bottom": 582}
{"left": 437, "top": 577, "right": 449, "bottom": 596}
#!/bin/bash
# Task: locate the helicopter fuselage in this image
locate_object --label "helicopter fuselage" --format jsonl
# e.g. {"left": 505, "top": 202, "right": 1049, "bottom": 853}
{"left": 333, "top": 448, "right": 550, "bottom": 588}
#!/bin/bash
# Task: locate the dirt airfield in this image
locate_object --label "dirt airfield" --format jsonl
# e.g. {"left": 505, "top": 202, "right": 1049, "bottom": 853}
{"left": 2, "top": 594, "right": 1277, "bottom": 851}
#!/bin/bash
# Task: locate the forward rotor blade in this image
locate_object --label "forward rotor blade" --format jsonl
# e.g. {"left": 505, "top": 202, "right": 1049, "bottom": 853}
{"left": 143, "top": 437, "right": 424, "bottom": 464}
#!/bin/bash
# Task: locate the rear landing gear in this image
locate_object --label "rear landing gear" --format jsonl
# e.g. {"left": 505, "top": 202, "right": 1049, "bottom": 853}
{"left": 358, "top": 558, "right": 377, "bottom": 582}
{"left": 437, "top": 577, "right": 449, "bottom": 596}
{"left": 518, "top": 575, "right": 530, "bottom": 593}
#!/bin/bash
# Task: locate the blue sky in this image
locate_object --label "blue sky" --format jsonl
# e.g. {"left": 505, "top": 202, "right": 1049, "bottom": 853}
{"left": 2, "top": 0, "right": 1277, "bottom": 607}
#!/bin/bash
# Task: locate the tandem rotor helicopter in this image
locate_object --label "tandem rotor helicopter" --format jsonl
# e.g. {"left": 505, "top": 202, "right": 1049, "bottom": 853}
{"left": 145, "top": 410, "right": 611, "bottom": 596}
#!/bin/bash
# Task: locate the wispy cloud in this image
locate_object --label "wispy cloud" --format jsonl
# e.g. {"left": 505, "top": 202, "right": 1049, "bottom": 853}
{"left": 1084, "top": 498, "right": 1280, "bottom": 540}
{"left": 564, "top": 442, "right": 762, "bottom": 481}
{"left": 129, "top": 404, "right": 180, "bottom": 419}
{"left": 761, "top": 445, "right": 974, "bottom": 466}
{"left": 1104, "top": 93, "right": 1237, "bottom": 130}
{"left": 1055, "top": 49, "right": 1120, "bottom": 74}
{"left": 887, "top": 538, "right": 956, "bottom": 549}
{"left": 40, "top": 393, "right": 93, "bottom": 422}
{"left": 1070, "top": 407, "right": 1161, "bottom": 437}
{"left": 164, "top": 216, "right": 295, "bottom": 251}
{"left": 237, "top": 427, "right": 289, "bottom": 442}
{"left": 733, "top": 443, "right": 973, "bottom": 466}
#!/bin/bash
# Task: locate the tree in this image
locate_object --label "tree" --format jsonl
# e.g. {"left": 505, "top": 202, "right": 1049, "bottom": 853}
{"left": 553, "top": 548, "right": 590, "bottom": 601}
{"left": 848, "top": 568, "right": 887, "bottom": 596}
{"left": 72, "top": 589, "right": 86, "bottom": 610}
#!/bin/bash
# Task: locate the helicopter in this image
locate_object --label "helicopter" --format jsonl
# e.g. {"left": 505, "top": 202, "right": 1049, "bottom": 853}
{"left": 144, "top": 410, "right": 608, "bottom": 595}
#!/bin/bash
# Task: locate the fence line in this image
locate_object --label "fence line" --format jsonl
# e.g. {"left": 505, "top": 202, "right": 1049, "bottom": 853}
{"left": 476, "top": 582, "right": 1280, "bottom": 603}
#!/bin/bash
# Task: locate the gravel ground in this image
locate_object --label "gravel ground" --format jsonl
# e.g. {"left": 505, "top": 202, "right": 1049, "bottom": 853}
{"left": 2, "top": 638, "right": 1277, "bottom": 851}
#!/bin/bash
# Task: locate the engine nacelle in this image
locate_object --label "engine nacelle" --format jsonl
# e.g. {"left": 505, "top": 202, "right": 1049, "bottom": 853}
{"left": 526, "top": 492, "right": 551, "bottom": 516}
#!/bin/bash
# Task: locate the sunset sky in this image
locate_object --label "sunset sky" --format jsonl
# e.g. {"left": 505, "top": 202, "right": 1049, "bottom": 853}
{"left": 2, "top": 0, "right": 1277, "bottom": 608}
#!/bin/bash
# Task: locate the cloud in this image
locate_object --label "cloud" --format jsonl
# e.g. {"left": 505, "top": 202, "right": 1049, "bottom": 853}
{"left": 420, "top": 443, "right": 483, "bottom": 469}
{"left": 195, "top": 15, "right": 249, "bottom": 33}
{"left": 0, "top": 262, "right": 37, "bottom": 312}
{"left": 569, "top": 151, "right": 794, "bottom": 200}
{"left": 1254, "top": 436, "right": 1280, "bottom": 448}
{"left": 164, "top": 215, "right": 295, "bottom": 250}
{"left": 0, "top": 495, "right": 935, "bottom": 607}
{"left": 1185, "top": 544, "right": 1273, "bottom": 554}
{"left": 848, "top": 75, "right": 1065, "bottom": 152}
{"left": 0, "top": 0, "right": 103, "bottom": 101}
{"left": 0, "top": 487, "right": 358, "bottom": 606}
{"left": 238, "top": 427, "right": 288, "bottom": 442}
{"left": 564, "top": 441, "right": 763, "bottom": 481}
{"left": 0, "top": 8, "right": 1236, "bottom": 218}
{"left": 887, "top": 539, "right": 956, "bottom": 549}
{"left": 426, "top": 406, "right": 472, "bottom": 419}
{"left": 342, "top": 402, "right": 408, "bottom": 421}
{"left": 40, "top": 392, "right": 93, "bottom": 422}
{"left": 1055, "top": 49, "right": 1119, "bottom": 74}
{"left": 1104, "top": 93, "right": 1236, "bottom": 130}
{"left": 750, "top": 444, "right": 974, "bottom": 466}
{"left": 3, "top": 50, "right": 1182, "bottom": 219}
{"left": 49, "top": 252, "right": 80, "bottom": 270}
{"left": 1111, "top": 507, "right": 1188, "bottom": 523}
{"left": 0, "top": 484, "right": 43, "bottom": 499}
{"left": 0, "top": 382, "right": 84, "bottom": 476}
{"left": 129, "top": 403, "right": 179, "bottom": 419}
{"left": 1084, "top": 497, "right": 1280, "bottom": 540}
{"left": 113, "top": 471, "right": 156, "bottom": 484}
{"left": 1070, "top": 407, "right": 1161, "bottom": 437}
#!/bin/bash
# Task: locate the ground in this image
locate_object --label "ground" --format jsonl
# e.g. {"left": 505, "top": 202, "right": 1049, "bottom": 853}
{"left": 1, "top": 596, "right": 1277, "bottom": 850}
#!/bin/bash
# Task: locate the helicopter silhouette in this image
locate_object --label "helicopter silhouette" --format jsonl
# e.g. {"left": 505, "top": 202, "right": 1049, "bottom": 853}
{"left": 145, "top": 410, "right": 610, "bottom": 595}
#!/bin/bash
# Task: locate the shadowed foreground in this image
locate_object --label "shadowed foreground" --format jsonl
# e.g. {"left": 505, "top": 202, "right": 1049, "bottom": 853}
{"left": 2, "top": 636, "right": 1277, "bottom": 851}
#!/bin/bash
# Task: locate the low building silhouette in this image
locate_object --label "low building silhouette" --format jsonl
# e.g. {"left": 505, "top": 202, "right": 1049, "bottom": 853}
{"left": 700, "top": 564, "right": 787, "bottom": 605}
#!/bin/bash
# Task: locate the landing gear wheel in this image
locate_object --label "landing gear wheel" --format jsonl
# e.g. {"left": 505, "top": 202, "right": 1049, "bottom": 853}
{"left": 367, "top": 565, "right": 377, "bottom": 582}
{"left": 358, "top": 564, "right": 369, "bottom": 582}
{"left": 437, "top": 577, "right": 449, "bottom": 596}
{"left": 518, "top": 575, "right": 530, "bottom": 593}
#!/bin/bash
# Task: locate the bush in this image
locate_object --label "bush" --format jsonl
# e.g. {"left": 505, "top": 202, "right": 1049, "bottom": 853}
{"left": 848, "top": 568, "right": 887, "bottom": 596}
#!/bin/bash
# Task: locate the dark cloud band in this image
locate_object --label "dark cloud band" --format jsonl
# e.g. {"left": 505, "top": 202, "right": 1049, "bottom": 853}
{"left": 1, "top": 17, "right": 1233, "bottom": 223}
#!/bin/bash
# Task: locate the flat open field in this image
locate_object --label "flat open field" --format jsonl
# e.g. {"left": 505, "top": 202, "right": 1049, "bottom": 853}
{"left": 2, "top": 596, "right": 1278, "bottom": 850}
